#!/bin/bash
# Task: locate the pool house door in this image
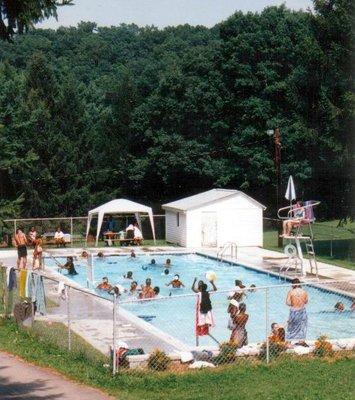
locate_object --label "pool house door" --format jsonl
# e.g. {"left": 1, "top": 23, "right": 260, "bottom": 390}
{"left": 201, "top": 212, "right": 217, "bottom": 247}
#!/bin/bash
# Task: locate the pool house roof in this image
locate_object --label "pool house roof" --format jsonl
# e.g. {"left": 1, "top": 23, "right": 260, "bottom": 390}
{"left": 162, "top": 189, "right": 266, "bottom": 212}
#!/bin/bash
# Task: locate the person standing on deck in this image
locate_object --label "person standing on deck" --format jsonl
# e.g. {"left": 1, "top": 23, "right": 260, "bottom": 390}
{"left": 13, "top": 228, "right": 28, "bottom": 269}
{"left": 286, "top": 278, "right": 309, "bottom": 346}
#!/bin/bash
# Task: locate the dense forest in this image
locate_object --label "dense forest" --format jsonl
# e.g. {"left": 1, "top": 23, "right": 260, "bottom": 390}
{"left": 0, "top": 0, "right": 353, "bottom": 220}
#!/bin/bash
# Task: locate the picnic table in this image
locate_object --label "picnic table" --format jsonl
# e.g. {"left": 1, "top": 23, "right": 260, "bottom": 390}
{"left": 103, "top": 232, "right": 138, "bottom": 246}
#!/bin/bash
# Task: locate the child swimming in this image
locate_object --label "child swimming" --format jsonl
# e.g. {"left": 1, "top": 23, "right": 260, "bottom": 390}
{"left": 166, "top": 274, "right": 184, "bottom": 288}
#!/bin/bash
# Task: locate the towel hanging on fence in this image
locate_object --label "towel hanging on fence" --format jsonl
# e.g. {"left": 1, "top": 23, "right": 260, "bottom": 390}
{"left": 6, "top": 267, "right": 17, "bottom": 291}
{"left": 25, "top": 271, "right": 33, "bottom": 298}
{"left": 19, "top": 270, "right": 27, "bottom": 298}
{"left": 29, "top": 273, "right": 46, "bottom": 315}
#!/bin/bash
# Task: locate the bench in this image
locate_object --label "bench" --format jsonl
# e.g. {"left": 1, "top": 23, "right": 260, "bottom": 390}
{"left": 103, "top": 233, "right": 141, "bottom": 246}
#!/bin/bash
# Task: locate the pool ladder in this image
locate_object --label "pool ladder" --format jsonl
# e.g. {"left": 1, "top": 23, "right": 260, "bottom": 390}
{"left": 217, "top": 242, "right": 237, "bottom": 261}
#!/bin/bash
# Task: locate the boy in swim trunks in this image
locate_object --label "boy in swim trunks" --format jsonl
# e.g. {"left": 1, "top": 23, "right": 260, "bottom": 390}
{"left": 140, "top": 278, "right": 155, "bottom": 299}
{"left": 13, "top": 228, "right": 28, "bottom": 269}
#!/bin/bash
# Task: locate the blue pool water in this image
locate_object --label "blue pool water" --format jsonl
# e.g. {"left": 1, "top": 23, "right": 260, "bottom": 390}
{"left": 46, "top": 253, "right": 354, "bottom": 346}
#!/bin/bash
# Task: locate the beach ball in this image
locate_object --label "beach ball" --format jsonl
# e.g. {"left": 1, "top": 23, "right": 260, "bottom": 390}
{"left": 206, "top": 270, "right": 217, "bottom": 282}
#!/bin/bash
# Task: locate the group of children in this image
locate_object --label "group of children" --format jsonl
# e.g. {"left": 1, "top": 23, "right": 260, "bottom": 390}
{"left": 95, "top": 257, "right": 186, "bottom": 299}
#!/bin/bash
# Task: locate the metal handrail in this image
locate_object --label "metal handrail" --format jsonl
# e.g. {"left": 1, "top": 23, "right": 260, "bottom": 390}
{"left": 217, "top": 242, "right": 237, "bottom": 261}
{"left": 277, "top": 200, "right": 321, "bottom": 220}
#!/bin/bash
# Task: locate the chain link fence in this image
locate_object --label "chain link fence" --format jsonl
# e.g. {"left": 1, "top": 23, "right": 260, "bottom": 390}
{"left": 1, "top": 215, "right": 166, "bottom": 247}
{"left": 2, "top": 216, "right": 354, "bottom": 264}
{"left": 1, "top": 264, "right": 354, "bottom": 373}
{"left": 263, "top": 217, "right": 355, "bottom": 263}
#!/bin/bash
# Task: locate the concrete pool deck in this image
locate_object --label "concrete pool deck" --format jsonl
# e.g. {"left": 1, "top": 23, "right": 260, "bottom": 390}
{"left": 1, "top": 245, "right": 354, "bottom": 356}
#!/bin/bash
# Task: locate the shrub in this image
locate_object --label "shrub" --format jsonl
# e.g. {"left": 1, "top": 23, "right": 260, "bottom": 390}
{"left": 313, "top": 335, "right": 333, "bottom": 357}
{"left": 213, "top": 341, "right": 238, "bottom": 365}
{"left": 147, "top": 349, "right": 171, "bottom": 371}
{"left": 259, "top": 340, "right": 286, "bottom": 361}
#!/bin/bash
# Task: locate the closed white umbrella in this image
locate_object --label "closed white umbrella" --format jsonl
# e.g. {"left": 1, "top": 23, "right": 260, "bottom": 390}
{"left": 285, "top": 175, "right": 296, "bottom": 207}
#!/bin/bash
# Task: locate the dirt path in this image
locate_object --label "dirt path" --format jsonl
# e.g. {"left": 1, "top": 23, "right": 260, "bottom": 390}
{"left": 0, "top": 351, "right": 113, "bottom": 400}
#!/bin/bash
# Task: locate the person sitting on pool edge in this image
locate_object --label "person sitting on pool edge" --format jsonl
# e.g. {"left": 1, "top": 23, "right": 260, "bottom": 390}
{"left": 97, "top": 277, "right": 113, "bottom": 291}
{"left": 140, "top": 278, "right": 155, "bottom": 299}
{"left": 133, "top": 222, "right": 143, "bottom": 245}
{"left": 61, "top": 256, "right": 78, "bottom": 275}
{"left": 268, "top": 322, "right": 291, "bottom": 348}
{"left": 166, "top": 274, "right": 185, "bottom": 288}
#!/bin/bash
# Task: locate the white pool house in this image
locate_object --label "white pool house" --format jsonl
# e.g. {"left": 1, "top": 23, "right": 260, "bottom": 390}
{"left": 163, "top": 189, "right": 266, "bottom": 248}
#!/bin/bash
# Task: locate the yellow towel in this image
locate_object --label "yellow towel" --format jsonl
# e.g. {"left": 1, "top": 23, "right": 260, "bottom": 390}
{"left": 19, "top": 270, "right": 27, "bottom": 298}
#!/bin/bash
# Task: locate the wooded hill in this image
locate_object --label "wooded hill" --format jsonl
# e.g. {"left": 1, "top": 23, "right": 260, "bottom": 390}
{"left": 0, "top": 1, "right": 353, "bottom": 219}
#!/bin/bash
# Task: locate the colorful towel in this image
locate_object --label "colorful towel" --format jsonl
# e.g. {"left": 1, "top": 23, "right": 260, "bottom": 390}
{"left": 19, "top": 270, "right": 27, "bottom": 298}
{"left": 286, "top": 308, "right": 308, "bottom": 340}
{"left": 195, "top": 292, "right": 215, "bottom": 336}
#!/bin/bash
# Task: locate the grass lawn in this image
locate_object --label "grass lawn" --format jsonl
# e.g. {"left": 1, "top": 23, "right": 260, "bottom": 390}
{"left": 264, "top": 220, "right": 355, "bottom": 270}
{"left": 0, "top": 318, "right": 354, "bottom": 400}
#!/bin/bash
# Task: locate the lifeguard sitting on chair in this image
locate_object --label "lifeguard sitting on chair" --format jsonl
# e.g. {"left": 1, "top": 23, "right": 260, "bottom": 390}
{"left": 281, "top": 201, "right": 305, "bottom": 237}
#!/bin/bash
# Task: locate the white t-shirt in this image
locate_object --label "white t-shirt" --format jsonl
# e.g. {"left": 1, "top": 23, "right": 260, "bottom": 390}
{"left": 134, "top": 226, "right": 143, "bottom": 239}
{"left": 54, "top": 231, "right": 64, "bottom": 239}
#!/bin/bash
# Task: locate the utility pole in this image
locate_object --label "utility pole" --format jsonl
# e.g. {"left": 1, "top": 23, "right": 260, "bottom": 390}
{"left": 273, "top": 128, "right": 283, "bottom": 248}
{"left": 267, "top": 127, "right": 283, "bottom": 248}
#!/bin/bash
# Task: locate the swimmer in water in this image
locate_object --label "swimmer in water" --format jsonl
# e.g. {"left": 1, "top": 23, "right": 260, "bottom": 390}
{"left": 334, "top": 302, "right": 345, "bottom": 312}
{"left": 162, "top": 268, "right": 170, "bottom": 276}
{"left": 248, "top": 284, "right": 256, "bottom": 293}
{"left": 129, "top": 281, "right": 138, "bottom": 295}
{"left": 61, "top": 256, "right": 78, "bottom": 275}
{"left": 140, "top": 278, "right": 155, "bottom": 299}
{"left": 97, "top": 252, "right": 104, "bottom": 258}
{"left": 165, "top": 258, "right": 172, "bottom": 267}
{"left": 81, "top": 250, "right": 89, "bottom": 259}
{"left": 96, "top": 277, "right": 113, "bottom": 291}
{"left": 130, "top": 250, "right": 136, "bottom": 258}
{"left": 124, "top": 271, "right": 133, "bottom": 280}
{"left": 166, "top": 274, "right": 185, "bottom": 288}
{"left": 142, "top": 259, "right": 156, "bottom": 270}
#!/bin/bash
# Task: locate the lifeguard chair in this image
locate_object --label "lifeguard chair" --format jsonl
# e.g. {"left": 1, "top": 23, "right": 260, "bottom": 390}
{"left": 278, "top": 200, "right": 320, "bottom": 278}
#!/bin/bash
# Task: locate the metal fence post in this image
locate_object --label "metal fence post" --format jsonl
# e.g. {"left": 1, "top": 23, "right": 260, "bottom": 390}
{"left": 330, "top": 226, "right": 333, "bottom": 258}
{"left": 67, "top": 286, "right": 71, "bottom": 351}
{"left": 113, "top": 293, "right": 117, "bottom": 375}
{"left": 70, "top": 217, "right": 73, "bottom": 246}
{"left": 265, "top": 288, "right": 270, "bottom": 364}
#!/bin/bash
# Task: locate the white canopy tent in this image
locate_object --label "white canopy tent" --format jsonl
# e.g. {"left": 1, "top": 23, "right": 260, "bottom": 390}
{"left": 86, "top": 199, "right": 156, "bottom": 246}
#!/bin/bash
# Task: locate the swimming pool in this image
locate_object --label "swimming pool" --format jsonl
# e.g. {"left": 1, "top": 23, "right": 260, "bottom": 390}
{"left": 46, "top": 253, "right": 354, "bottom": 347}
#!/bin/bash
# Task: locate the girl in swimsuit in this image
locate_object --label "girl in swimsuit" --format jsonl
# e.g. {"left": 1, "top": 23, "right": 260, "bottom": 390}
{"left": 33, "top": 239, "right": 43, "bottom": 270}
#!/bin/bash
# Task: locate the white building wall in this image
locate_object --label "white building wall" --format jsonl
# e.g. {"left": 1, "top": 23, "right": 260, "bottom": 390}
{"left": 165, "top": 210, "right": 187, "bottom": 246}
{"left": 185, "top": 195, "right": 263, "bottom": 248}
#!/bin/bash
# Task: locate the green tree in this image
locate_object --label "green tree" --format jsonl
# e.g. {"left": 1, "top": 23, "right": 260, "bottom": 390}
{"left": 0, "top": 0, "right": 73, "bottom": 41}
